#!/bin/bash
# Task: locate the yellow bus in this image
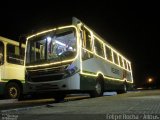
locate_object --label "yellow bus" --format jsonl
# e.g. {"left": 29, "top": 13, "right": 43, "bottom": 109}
{"left": 0, "top": 36, "right": 25, "bottom": 99}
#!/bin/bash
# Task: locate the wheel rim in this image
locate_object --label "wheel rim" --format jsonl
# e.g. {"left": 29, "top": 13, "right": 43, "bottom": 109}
{"left": 124, "top": 85, "right": 127, "bottom": 92}
{"left": 9, "top": 87, "right": 18, "bottom": 99}
{"left": 95, "top": 82, "right": 101, "bottom": 95}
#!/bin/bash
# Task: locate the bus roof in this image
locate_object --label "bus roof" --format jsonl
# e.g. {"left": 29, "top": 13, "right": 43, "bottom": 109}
{"left": 72, "top": 17, "right": 131, "bottom": 62}
{"left": 0, "top": 36, "right": 19, "bottom": 45}
{"left": 0, "top": 36, "right": 25, "bottom": 48}
{"left": 26, "top": 17, "right": 131, "bottom": 63}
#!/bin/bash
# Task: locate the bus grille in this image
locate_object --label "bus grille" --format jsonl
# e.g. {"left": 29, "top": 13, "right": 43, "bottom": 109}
{"left": 28, "top": 73, "right": 64, "bottom": 82}
{"left": 26, "top": 66, "right": 67, "bottom": 82}
{"left": 35, "top": 84, "right": 59, "bottom": 90}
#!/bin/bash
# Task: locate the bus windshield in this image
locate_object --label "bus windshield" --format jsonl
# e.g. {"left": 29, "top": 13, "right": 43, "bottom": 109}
{"left": 26, "top": 27, "right": 77, "bottom": 65}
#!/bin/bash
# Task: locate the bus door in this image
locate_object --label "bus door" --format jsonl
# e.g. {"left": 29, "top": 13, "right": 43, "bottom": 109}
{"left": 0, "top": 41, "right": 4, "bottom": 81}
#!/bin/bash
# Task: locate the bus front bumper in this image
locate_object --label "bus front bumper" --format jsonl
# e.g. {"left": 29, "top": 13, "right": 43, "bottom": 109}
{"left": 25, "top": 73, "right": 80, "bottom": 93}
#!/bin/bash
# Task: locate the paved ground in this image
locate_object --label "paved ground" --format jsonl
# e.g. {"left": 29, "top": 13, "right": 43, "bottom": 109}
{"left": 0, "top": 90, "right": 160, "bottom": 120}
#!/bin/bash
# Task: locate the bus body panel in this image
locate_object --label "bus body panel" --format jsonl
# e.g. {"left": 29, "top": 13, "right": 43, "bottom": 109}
{"left": 0, "top": 65, "right": 3, "bottom": 81}
{"left": 82, "top": 57, "right": 122, "bottom": 78}
{"left": 3, "top": 63, "right": 25, "bottom": 81}
{"left": 25, "top": 73, "right": 80, "bottom": 93}
{"left": 81, "top": 56, "right": 132, "bottom": 80}
{"left": 0, "top": 65, "right": 5, "bottom": 94}
{"left": 25, "top": 58, "right": 81, "bottom": 93}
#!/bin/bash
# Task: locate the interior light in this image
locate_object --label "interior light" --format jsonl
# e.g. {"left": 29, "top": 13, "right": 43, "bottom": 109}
{"left": 55, "top": 41, "right": 66, "bottom": 46}
{"left": 69, "top": 47, "right": 73, "bottom": 50}
{"left": 47, "top": 37, "right": 52, "bottom": 42}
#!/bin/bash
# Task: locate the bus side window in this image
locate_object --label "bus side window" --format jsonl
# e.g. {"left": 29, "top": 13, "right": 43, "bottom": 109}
{"left": 81, "top": 26, "right": 92, "bottom": 51}
{"left": 127, "top": 62, "right": 131, "bottom": 71}
{"left": 7, "top": 44, "right": 24, "bottom": 65}
{"left": 119, "top": 56, "right": 123, "bottom": 67}
{"left": 0, "top": 41, "right": 4, "bottom": 65}
{"left": 105, "top": 46, "right": 113, "bottom": 62}
{"left": 113, "top": 52, "right": 119, "bottom": 65}
{"left": 124, "top": 59, "right": 127, "bottom": 69}
{"left": 81, "top": 26, "right": 93, "bottom": 60}
{"left": 94, "top": 37, "right": 105, "bottom": 58}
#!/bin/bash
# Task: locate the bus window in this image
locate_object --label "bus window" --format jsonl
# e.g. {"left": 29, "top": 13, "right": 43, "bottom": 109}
{"left": 49, "top": 28, "right": 77, "bottom": 60}
{"left": 113, "top": 52, "right": 119, "bottom": 65}
{"left": 124, "top": 59, "right": 127, "bottom": 69}
{"left": 0, "top": 41, "right": 4, "bottom": 65}
{"left": 30, "top": 38, "right": 46, "bottom": 63}
{"left": 105, "top": 46, "right": 112, "bottom": 61}
{"left": 94, "top": 37, "right": 105, "bottom": 58}
{"left": 27, "top": 27, "right": 77, "bottom": 64}
{"left": 81, "top": 26, "right": 92, "bottom": 51}
{"left": 81, "top": 26, "right": 93, "bottom": 60}
{"left": 119, "top": 56, "right": 123, "bottom": 67}
{"left": 7, "top": 44, "right": 24, "bottom": 65}
{"left": 127, "top": 62, "right": 131, "bottom": 71}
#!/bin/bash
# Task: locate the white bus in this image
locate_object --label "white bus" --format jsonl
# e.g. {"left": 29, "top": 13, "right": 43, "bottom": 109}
{"left": 0, "top": 36, "right": 25, "bottom": 99}
{"left": 24, "top": 17, "right": 133, "bottom": 101}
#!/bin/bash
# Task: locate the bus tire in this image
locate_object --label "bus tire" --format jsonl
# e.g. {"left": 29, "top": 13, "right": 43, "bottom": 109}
{"left": 117, "top": 84, "right": 127, "bottom": 94}
{"left": 90, "top": 77, "right": 104, "bottom": 98}
{"left": 5, "top": 82, "right": 22, "bottom": 99}
{"left": 53, "top": 94, "right": 66, "bottom": 103}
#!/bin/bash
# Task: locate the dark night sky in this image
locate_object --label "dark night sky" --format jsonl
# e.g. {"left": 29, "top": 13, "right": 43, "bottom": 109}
{"left": 0, "top": 1, "right": 159, "bottom": 87}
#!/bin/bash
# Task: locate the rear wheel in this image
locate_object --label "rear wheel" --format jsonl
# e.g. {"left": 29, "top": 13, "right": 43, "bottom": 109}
{"left": 90, "top": 77, "right": 104, "bottom": 98}
{"left": 117, "top": 84, "right": 127, "bottom": 94}
{"left": 5, "top": 82, "right": 22, "bottom": 99}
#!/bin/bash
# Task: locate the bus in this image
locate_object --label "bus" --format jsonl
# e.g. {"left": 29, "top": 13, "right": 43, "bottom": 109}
{"left": 0, "top": 36, "right": 25, "bottom": 99}
{"left": 23, "top": 17, "right": 133, "bottom": 101}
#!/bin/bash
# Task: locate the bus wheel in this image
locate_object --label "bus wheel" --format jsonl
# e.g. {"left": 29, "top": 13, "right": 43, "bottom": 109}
{"left": 5, "top": 82, "right": 21, "bottom": 99}
{"left": 53, "top": 94, "right": 66, "bottom": 103}
{"left": 90, "top": 78, "right": 104, "bottom": 98}
{"left": 117, "top": 84, "right": 127, "bottom": 94}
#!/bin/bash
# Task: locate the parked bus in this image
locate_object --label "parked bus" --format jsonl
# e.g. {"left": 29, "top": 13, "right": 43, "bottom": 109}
{"left": 23, "top": 17, "right": 133, "bottom": 101}
{"left": 0, "top": 36, "right": 25, "bottom": 99}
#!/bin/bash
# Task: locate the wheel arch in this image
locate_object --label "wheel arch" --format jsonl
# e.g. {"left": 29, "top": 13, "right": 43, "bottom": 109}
{"left": 96, "top": 72, "right": 105, "bottom": 90}
{"left": 97, "top": 72, "right": 105, "bottom": 83}
{"left": 5, "top": 79, "right": 23, "bottom": 92}
{"left": 96, "top": 72, "right": 105, "bottom": 80}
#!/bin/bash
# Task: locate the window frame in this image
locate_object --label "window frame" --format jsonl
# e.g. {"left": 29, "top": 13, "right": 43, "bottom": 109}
{"left": 94, "top": 37, "right": 105, "bottom": 58}
{"left": 119, "top": 55, "right": 124, "bottom": 67}
{"left": 105, "top": 45, "right": 113, "bottom": 62}
{"left": 127, "top": 62, "right": 131, "bottom": 71}
{"left": 0, "top": 41, "right": 4, "bottom": 65}
{"left": 81, "top": 26, "right": 93, "bottom": 51}
{"left": 27, "top": 27, "right": 77, "bottom": 65}
{"left": 123, "top": 59, "right": 127, "bottom": 69}
{"left": 113, "top": 51, "right": 119, "bottom": 65}
{"left": 6, "top": 43, "right": 24, "bottom": 65}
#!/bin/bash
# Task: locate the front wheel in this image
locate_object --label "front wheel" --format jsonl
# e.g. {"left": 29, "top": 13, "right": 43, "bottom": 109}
{"left": 90, "top": 79, "right": 104, "bottom": 98}
{"left": 53, "top": 94, "right": 66, "bottom": 103}
{"left": 5, "top": 82, "right": 21, "bottom": 99}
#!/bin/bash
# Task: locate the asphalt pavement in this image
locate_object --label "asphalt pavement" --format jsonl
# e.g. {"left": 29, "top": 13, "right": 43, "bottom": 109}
{"left": 0, "top": 90, "right": 160, "bottom": 120}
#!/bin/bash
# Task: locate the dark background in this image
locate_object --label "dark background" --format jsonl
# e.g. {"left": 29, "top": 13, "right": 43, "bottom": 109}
{"left": 0, "top": 1, "right": 159, "bottom": 88}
